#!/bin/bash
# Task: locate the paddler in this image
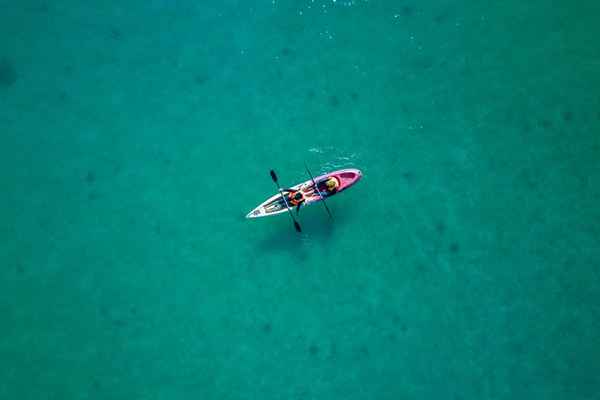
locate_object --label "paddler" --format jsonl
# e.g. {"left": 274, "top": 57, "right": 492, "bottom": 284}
{"left": 283, "top": 185, "right": 315, "bottom": 215}
{"left": 314, "top": 176, "right": 340, "bottom": 197}
{"left": 324, "top": 177, "right": 340, "bottom": 194}
{"left": 284, "top": 189, "right": 306, "bottom": 215}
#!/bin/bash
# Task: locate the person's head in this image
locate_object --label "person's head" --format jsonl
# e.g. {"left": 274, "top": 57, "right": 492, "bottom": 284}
{"left": 293, "top": 192, "right": 303, "bottom": 201}
{"left": 326, "top": 177, "right": 339, "bottom": 191}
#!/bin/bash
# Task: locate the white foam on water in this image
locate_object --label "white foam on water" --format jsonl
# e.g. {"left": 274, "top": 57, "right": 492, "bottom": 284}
{"left": 307, "top": 146, "right": 362, "bottom": 174}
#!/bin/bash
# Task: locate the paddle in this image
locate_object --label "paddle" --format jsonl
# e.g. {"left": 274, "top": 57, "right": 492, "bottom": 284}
{"left": 304, "top": 162, "right": 333, "bottom": 220}
{"left": 269, "top": 169, "right": 302, "bottom": 233}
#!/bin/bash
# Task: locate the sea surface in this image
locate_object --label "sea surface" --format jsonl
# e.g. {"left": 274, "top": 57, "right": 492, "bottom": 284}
{"left": 1, "top": 1, "right": 599, "bottom": 399}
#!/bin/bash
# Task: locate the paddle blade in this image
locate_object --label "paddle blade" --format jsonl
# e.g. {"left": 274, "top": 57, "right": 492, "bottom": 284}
{"left": 294, "top": 221, "right": 302, "bottom": 233}
{"left": 270, "top": 170, "right": 278, "bottom": 183}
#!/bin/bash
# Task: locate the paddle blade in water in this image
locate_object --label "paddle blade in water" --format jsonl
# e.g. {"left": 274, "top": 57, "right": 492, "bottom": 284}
{"left": 270, "top": 170, "right": 278, "bottom": 183}
{"left": 294, "top": 221, "right": 302, "bottom": 233}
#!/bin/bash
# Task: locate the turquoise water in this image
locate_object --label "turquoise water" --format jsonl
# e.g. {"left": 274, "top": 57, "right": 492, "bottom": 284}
{"left": 2, "top": 1, "right": 600, "bottom": 399}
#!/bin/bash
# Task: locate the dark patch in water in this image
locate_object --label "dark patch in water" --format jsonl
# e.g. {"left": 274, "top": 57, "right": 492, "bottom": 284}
{"left": 401, "top": 171, "right": 415, "bottom": 182}
{"left": 358, "top": 344, "right": 369, "bottom": 357}
{"left": 58, "top": 91, "right": 68, "bottom": 102}
{"left": 113, "top": 319, "right": 126, "bottom": 328}
{"left": 540, "top": 119, "right": 552, "bottom": 129}
{"left": 63, "top": 65, "right": 74, "bottom": 77}
{"left": 392, "top": 314, "right": 408, "bottom": 333}
{"left": 561, "top": 110, "right": 573, "bottom": 123}
{"left": 85, "top": 171, "right": 96, "bottom": 184}
{"left": 400, "top": 5, "right": 414, "bottom": 17}
{"left": 308, "top": 344, "right": 319, "bottom": 356}
{"left": 329, "top": 95, "right": 340, "bottom": 108}
{"left": 15, "top": 262, "right": 25, "bottom": 275}
{"left": 194, "top": 75, "right": 208, "bottom": 85}
{"left": 435, "top": 221, "right": 446, "bottom": 235}
{"left": 413, "top": 56, "right": 434, "bottom": 70}
{"left": 0, "top": 59, "right": 17, "bottom": 87}
{"left": 110, "top": 28, "right": 122, "bottom": 40}
{"left": 261, "top": 322, "right": 272, "bottom": 333}
{"left": 434, "top": 9, "right": 451, "bottom": 24}
{"left": 449, "top": 242, "right": 460, "bottom": 253}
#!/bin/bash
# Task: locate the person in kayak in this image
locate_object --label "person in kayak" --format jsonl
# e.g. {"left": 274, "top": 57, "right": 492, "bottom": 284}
{"left": 283, "top": 185, "right": 314, "bottom": 215}
{"left": 323, "top": 177, "right": 340, "bottom": 195}
{"left": 319, "top": 176, "right": 340, "bottom": 197}
{"left": 285, "top": 189, "right": 306, "bottom": 215}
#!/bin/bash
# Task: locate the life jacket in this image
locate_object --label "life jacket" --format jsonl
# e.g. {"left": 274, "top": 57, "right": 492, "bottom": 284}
{"left": 288, "top": 191, "right": 304, "bottom": 206}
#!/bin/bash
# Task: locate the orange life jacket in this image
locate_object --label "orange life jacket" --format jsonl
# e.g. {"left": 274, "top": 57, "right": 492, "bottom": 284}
{"left": 288, "top": 191, "right": 304, "bottom": 206}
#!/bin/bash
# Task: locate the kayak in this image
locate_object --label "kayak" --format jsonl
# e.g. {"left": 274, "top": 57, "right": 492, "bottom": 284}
{"left": 246, "top": 168, "right": 363, "bottom": 219}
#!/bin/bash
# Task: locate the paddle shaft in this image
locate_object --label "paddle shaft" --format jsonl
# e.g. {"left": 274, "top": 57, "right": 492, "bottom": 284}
{"left": 304, "top": 163, "right": 333, "bottom": 220}
{"left": 270, "top": 170, "right": 302, "bottom": 233}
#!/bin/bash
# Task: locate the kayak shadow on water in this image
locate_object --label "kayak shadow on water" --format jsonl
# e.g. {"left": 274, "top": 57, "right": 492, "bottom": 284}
{"left": 253, "top": 205, "right": 349, "bottom": 259}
